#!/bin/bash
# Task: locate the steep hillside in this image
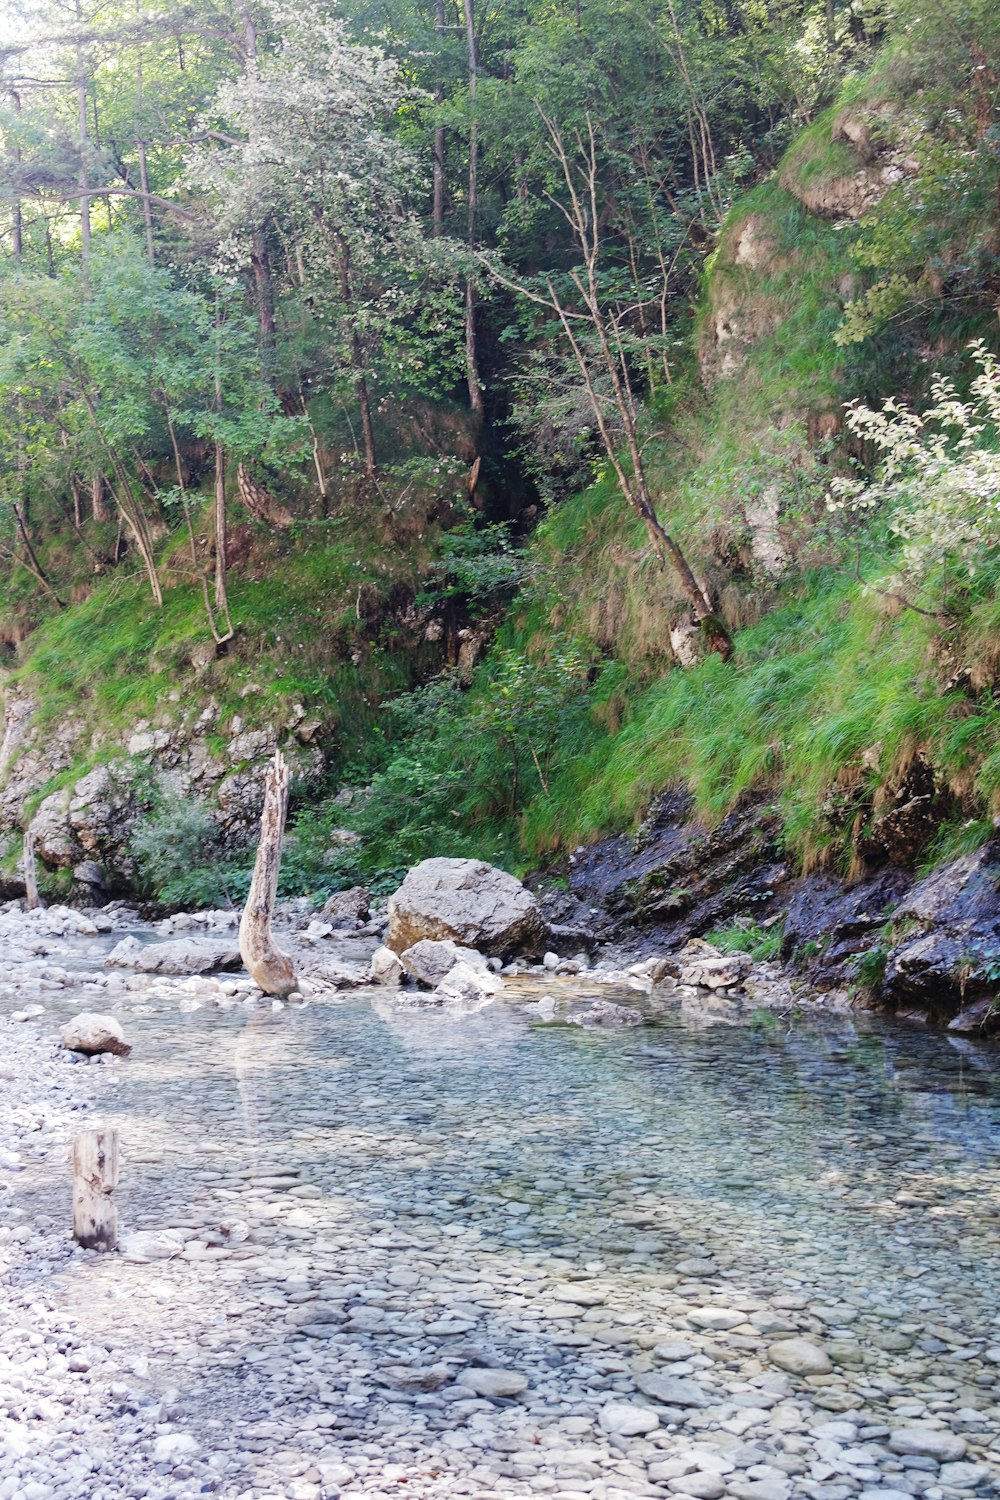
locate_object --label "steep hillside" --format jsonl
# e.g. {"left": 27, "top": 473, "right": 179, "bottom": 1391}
{"left": 0, "top": 3, "right": 998, "bottom": 1021}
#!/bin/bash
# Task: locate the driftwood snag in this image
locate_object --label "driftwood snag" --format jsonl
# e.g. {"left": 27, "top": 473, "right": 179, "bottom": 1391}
{"left": 239, "top": 751, "right": 298, "bottom": 997}
{"left": 23, "top": 829, "right": 40, "bottom": 912}
{"left": 72, "top": 1129, "right": 119, "bottom": 1251}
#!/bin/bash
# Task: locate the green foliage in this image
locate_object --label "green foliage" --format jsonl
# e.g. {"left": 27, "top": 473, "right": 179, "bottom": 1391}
{"left": 854, "top": 940, "right": 889, "bottom": 994}
{"left": 131, "top": 785, "right": 222, "bottom": 900}
{"left": 706, "top": 921, "right": 783, "bottom": 962}
{"left": 416, "top": 520, "right": 527, "bottom": 614}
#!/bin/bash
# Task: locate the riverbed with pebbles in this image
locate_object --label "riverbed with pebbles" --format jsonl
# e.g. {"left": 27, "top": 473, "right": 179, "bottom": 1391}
{"left": 1, "top": 907, "right": 998, "bottom": 1500}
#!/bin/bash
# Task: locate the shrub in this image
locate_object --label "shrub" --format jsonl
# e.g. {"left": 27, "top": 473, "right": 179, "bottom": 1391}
{"left": 131, "top": 787, "right": 223, "bottom": 900}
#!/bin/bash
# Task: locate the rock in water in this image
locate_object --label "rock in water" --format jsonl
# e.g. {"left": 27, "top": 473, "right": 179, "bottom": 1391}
{"left": 432, "top": 961, "right": 502, "bottom": 1004}
{"left": 400, "top": 937, "right": 490, "bottom": 987}
{"left": 105, "top": 936, "right": 242, "bottom": 975}
{"left": 573, "top": 1001, "right": 644, "bottom": 1028}
{"left": 386, "top": 858, "right": 545, "bottom": 958}
{"left": 61, "top": 1013, "right": 130, "bottom": 1056}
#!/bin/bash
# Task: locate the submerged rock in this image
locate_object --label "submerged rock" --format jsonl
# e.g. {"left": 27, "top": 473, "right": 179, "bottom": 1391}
{"left": 571, "top": 1000, "right": 644, "bottom": 1029}
{"left": 386, "top": 857, "right": 545, "bottom": 958}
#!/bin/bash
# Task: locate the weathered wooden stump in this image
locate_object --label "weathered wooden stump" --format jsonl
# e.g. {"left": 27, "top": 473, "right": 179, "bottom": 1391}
{"left": 23, "top": 828, "right": 40, "bottom": 911}
{"left": 72, "top": 1129, "right": 119, "bottom": 1251}
{"left": 239, "top": 751, "right": 298, "bottom": 997}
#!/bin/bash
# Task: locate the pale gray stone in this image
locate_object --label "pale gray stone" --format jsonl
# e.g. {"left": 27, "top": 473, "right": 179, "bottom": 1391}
{"left": 766, "top": 1338, "right": 832, "bottom": 1375}
{"left": 60, "top": 1012, "right": 129, "bottom": 1056}
{"left": 887, "top": 1426, "right": 967, "bottom": 1462}
{"left": 598, "top": 1403, "right": 661, "bottom": 1436}
{"left": 456, "top": 1368, "right": 528, "bottom": 1397}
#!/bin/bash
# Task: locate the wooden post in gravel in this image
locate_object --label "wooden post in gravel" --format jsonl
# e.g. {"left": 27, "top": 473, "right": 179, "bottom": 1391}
{"left": 239, "top": 750, "right": 298, "bottom": 997}
{"left": 72, "top": 1129, "right": 119, "bottom": 1251}
{"left": 23, "top": 828, "right": 40, "bottom": 911}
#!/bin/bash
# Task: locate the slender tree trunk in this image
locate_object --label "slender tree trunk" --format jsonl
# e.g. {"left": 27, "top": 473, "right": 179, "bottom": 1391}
{"left": 214, "top": 441, "right": 228, "bottom": 613}
{"left": 432, "top": 0, "right": 446, "bottom": 235}
{"left": 10, "top": 89, "right": 22, "bottom": 262}
{"left": 251, "top": 225, "right": 277, "bottom": 371}
{"left": 328, "top": 229, "right": 377, "bottom": 477}
{"left": 75, "top": 14, "right": 91, "bottom": 266}
{"left": 238, "top": 1, "right": 278, "bottom": 375}
{"left": 91, "top": 473, "right": 106, "bottom": 521}
{"left": 134, "top": 57, "right": 155, "bottom": 264}
{"left": 212, "top": 309, "right": 233, "bottom": 618}
{"left": 463, "top": 0, "right": 484, "bottom": 418}
{"left": 12, "top": 501, "right": 65, "bottom": 607}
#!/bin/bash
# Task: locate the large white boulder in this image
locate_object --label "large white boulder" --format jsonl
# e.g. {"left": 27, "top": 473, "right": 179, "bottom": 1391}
{"left": 105, "top": 937, "right": 241, "bottom": 975}
{"left": 61, "top": 1013, "right": 130, "bottom": 1057}
{"left": 386, "top": 858, "right": 545, "bottom": 959}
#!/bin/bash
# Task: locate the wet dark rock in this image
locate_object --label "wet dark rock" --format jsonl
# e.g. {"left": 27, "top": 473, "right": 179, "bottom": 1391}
{"left": 568, "top": 791, "right": 788, "bottom": 944}
{"left": 880, "top": 842, "right": 1000, "bottom": 1024}
{"left": 858, "top": 754, "right": 944, "bottom": 867}
{"left": 781, "top": 868, "right": 911, "bottom": 985}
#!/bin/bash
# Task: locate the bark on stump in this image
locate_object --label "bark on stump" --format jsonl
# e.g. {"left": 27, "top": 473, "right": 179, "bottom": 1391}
{"left": 72, "top": 1129, "right": 119, "bottom": 1251}
{"left": 23, "top": 829, "right": 40, "bottom": 911}
{"left": 239, "top": 751, "right": 298, "bottom": 997}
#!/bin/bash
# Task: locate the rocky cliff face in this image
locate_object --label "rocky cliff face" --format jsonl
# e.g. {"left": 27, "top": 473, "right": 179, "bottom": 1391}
{"left": 0, "top": 684, "right": 326, "bottom": 897}
{"left": 566, "top": 791, "right": 1000, "bottom": 1033}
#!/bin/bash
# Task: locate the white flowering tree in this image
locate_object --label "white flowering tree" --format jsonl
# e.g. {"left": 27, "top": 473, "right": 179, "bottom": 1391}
{"left": 187, "top": 4, "right": 462, "bottom": 484}
{"left": 829, "top": 342, "right": 1000, "bottom": 612}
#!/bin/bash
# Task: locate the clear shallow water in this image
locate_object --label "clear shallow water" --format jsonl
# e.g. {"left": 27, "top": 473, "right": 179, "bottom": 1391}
{"left": 17, "top": 990, "right": 1000, "bottom": 1497}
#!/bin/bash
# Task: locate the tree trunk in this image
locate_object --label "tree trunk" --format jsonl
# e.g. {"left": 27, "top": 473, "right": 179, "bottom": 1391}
{"left": 92, "top": 473, "right": 106, "bottom": 521}
{"left": 135, "top": 56, "right": 155, "bottom": 265}
{"left": 10, "top": 88, "right": 22, "bottom": 262}
{"left": 463, "top": 0, "right": 484, "bottom": 417}
{"left": 329, "top": 230, "right": 378, "bottom": 477}
{"left": 355, "top": 357, "right": 378, "bottom": 481}
{"left": 137, "top": 138, "right": 155, "bottom": 264}
{"left": 75, "top": 17, "right": 91, "bottom": 266}
{"left": 251, "top": 225, "right": 277, "bottom": 372}
{"left": 72, "top": 1129, "right": 119, "bottom": 1251}
{"left": 432, "top": 0, "right": 446, "bottom": 235}
{"left": 214, "top": 440, "right": 228, "bottom": 613}
{"left": 239, "top": 751, "right": 298, "bottom": 997}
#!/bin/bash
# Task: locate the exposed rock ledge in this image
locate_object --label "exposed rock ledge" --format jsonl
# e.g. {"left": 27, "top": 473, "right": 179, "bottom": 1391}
{"left": 563, "top": 791, "right": 1000, "bottom": 1034}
